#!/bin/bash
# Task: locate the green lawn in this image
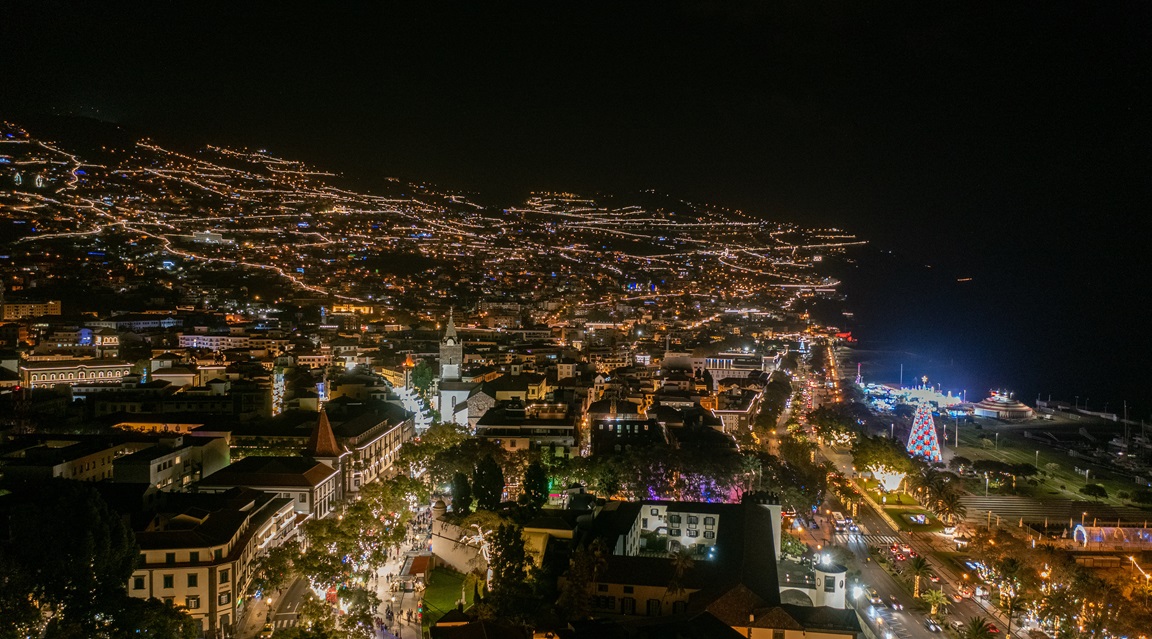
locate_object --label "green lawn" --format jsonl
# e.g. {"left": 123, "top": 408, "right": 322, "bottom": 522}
{"left": 949, "top": 418, "right": 1145, "bottom": 508}
{"left": 884, "top": 508, "right": 945, "bottom": 533}
{"left": 422, "top": 567, "right": 477, "bottom": 628}
{"left": 855, "top": 478, "right": 919, "bottom": 506}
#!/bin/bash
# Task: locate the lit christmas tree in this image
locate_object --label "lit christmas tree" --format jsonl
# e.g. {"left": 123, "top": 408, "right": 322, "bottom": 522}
{"left": 906, "top": 402, "right": 942, "bottom": 462}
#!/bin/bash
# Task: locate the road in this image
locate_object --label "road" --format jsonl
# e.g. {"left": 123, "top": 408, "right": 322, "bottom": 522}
{"left": 815, "top": 444, "right": 1022, "bottom": 639}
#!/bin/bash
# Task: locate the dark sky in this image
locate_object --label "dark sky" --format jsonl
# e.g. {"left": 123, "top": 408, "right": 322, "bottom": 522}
{"left": 4, "top": 1, "right": 1151, "bottom": 408}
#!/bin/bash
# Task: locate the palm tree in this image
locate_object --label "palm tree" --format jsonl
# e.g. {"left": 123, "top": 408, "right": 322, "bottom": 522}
{"left": 962, "top": 616, "right": 994, "bottom": 639}
{"left": 934, "top": 490, "right": 967, "bottom": 526}
{"left": 664, "top": 549, "right": 695, "bottom": 602}
{"left": 922, "top": 588, "right": 949, "bottom": 616}
{"left": 907, "top": 556, "right": 932, "bottom": 598}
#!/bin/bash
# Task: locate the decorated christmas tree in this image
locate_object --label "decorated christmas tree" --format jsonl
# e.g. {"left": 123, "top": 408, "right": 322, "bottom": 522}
{"left": 906, "top": 402, "right": 942, "bottom": 462}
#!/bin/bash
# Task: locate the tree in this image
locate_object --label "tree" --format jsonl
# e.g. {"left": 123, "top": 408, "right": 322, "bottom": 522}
{"left": 922, "top": 588, "right": 949, "bottom": 616}
{"left": 558, "top": 539, "right": 607, "bottom": 621}
{"left": 473, "top": 454, "right": 506, "bottom": 511}
{"left": 1079, "top": 484, "right": 1108, "bottom": 500}
{"left": 852, "top": 435, "right": 914, "bottom": 491}
{"left": 519, "top": 460, "right": 549, "bottom": 512}
{"left": 251, "top": 541, "right": 298, "bottom": 595}
{"left": 451, "top": 472, "right": 473, "bottom": 515}
{"left": 665, "top": 549, "right": 695, "bottom": 602}
{"left": 907, "top": 556, "right": 931, "bottom": 598}
{"left": 109, "top": 597, "right": 201, "bottom": 639}
{"left": 780, "top": 529, "right": 808, "bottom": 559}
{"left": 961, "top": 616, "right": 994, "bottom": 639}
{"left": 484, "top": 523, "right": 530, "bottom": 619}
{"left": 0, "top": 479, "right": 139, "bottom": 635}
{"left": 410, "top": 359, "right": 435, "bottom": 396}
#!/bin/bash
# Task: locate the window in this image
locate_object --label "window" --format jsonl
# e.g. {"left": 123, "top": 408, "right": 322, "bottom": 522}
{"left": 188, "top": 574, "right": 198, "bottom": 588}
{"left": 704, "top": 517, "right": 715, "bottom": 527}
{"left": 646, "top": 599, "right": 662, "bottom": 616}
{"left": 165, "top": 552, "right": 176, "bottom": 564}
{"left": 186, "top": 596, "right": 200, "bottom": 610}
{"left": 218, "top": 592, "right": 231, "bottom": 605}
{"left": 623, "top": 586, "right": 634, "bottom": 594}
{"left": 214, "top": 549, "right": 222, "bottom": 560}
{"left": 139, "top": 552, "right": 147, "bottom": 566}
{"left": 669, "top": 528, "right": 681, "bottom": 537}
{"left": 704, "top": 531, "right": 715, "bottom": 540}
{"left": 773, "top": 631, "right": 785, "bottom": 639}
{"left": 190, "top": 551, "right": 199, "bottom": 563}
{"left": 672, "top": 601, "right": 687, "bottom": 614}
{"left": 219, "top": 569, "right": 229, "bottom": 584}
{"left": 668, "top": 514, "right": 681, "bottom": 524}
{"left": 133, "top": 576, "right": 145, "bottom": 590}
{"left": 163, "top": 597, "right": 174, "bottom": 606}
{"left": 642, "top": 518, "right": 648, "bottom": 528}
{"left": 687, "top": 530, "right": 699, "bottom": 538}
{"left": 299, "top": 494, "right": 308, "bottom": 503}
{"left": 595, "top": 596, "right": 616, "bottom": 610}
{"left": 687, "top": 516, "right": 698, "bottom": 527}
{"left": 621, "top": 597, "right": 636, "bottom": 614}
{"left": 162, "top": 574, "right": 174, "bottom": 589}
{"left": 824, "top": 576, "right": 837, "bottom": 593}
{"left": 650, "top": 508, "right": 659, "bottom": 516}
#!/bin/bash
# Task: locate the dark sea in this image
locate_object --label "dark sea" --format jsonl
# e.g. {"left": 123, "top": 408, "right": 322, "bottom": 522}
{"left": 818, "top": 246, "right": 1151, "bottom": 420}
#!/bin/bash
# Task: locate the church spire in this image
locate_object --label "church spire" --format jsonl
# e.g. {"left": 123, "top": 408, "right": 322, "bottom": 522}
{"left": 444, "top": 307, "right": 458, "bottom": 341}
{"left": 306, "top": 409, "right": 343, "bottom": 458}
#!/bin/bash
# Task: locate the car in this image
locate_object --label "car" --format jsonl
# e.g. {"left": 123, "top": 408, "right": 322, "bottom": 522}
{"left": 900, "top": 543, "right": 912, "bottom": 553}
{"left": 888, "top": 596, "right": 904, "bottom": 610}
{"left": 893, "top": 553, "right": 906, "bottom": 561}
{"left": 908, "top": 549, "right": 919, "bottom": 558}
{"left": 849, "top": 523, "right": 860, "bottom": 532}
{"left": 928, "top": 572, "right": 940, "bottom": 583}
{"left": 987, "top": 624, "right": 1000, "bottom": 634}
{"left": 951, "top": 593, "right": 964, "bottom": 602}
{"left": 950, "top": 621, "right": 965, "bottom": 631}
{"left": 868, "top": 589, "right": 884, "bottom": 605}
{"left": 925, "top": 620, "right": 942, "bottom": 633}
{"left": 258, "top": 623, "right": 274, "bottom": 639}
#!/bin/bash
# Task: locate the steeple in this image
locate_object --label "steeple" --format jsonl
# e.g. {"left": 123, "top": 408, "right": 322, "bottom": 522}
{"left": 440, "top": 308, "right": 463, "bottom": 382}
{"left": 444, "top": 307, "right": 458, "bottom": 342}
{"left": 306, "top": 409, "right": 344, "bottom": 458}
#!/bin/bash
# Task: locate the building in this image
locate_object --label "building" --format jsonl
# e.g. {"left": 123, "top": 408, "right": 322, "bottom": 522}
{"left": 129, "top": 488, "right": 296, "bottom": 637}
{"left": 113, "top": 435, "right": 231, "bottom": 492}
{"left": 0, "top": 438, "right": 133, "bottom": 481}
{"left": 1, "top": 299, "right": 61, "bottom": 320}
{"left": 474, "top": 400, "right": 578, "bottom": 459}
{"left": 197, "top": 456, "right": 340, "bottom": 520}
{"left": 20, "top": 358, "right": 134, "bottom": 388}
{"left": 576, "top": 494, "right": 859, "bottom": 637}
{"left": 438, "top": 311, "right": 478, "bottom": 427}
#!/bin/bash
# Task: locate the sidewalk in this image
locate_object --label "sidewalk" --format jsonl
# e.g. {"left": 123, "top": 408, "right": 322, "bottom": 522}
{"left": 370, "top": 508, "right": 435, "bottom": 639}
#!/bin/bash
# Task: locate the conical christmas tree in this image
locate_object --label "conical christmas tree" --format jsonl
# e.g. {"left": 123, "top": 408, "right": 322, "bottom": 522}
{"left": 906, "top": 402, "right": 942, "bottom": 462}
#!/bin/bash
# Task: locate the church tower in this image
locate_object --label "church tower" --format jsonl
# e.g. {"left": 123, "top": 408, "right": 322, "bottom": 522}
{"left": 437, "top": 309, "right": 475, "bottom": 427}
{"left": 440, "top": 309, "right": 463, "bottom": 382}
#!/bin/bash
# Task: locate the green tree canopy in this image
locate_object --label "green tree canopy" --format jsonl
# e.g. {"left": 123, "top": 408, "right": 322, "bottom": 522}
{"left": 451, "top": 471, "right": 473, "bottom": 516}
{"left": 518, "top": 460, "right": 549, "bottom": 512}
{"left": 473, "top": 454, "right": 506, "bottom": 511}
{"left": 0, "top": 479, "right": 140, "bottom": 635}
{"left": 852, "top": 434, "right": 915, "bottom": 475}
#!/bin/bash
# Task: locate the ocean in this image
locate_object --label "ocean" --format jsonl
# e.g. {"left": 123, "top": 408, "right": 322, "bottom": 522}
{"left": 821, "top": 246, "right": 1150, "bottom": 419}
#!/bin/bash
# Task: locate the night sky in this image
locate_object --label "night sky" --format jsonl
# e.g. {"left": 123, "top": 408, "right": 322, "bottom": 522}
{"left": 4, "top": 1, "right": 1151, "bottom": 411}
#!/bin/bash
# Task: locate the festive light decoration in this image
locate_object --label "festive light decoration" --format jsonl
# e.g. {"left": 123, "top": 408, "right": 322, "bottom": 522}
{"left": 872, "top": 466, "right": 906, "bottom": 492}
{"left": 906, "top": 402, "right": 943, "bottom": 462}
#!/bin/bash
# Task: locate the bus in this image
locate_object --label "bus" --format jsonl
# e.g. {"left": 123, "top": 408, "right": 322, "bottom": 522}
{"left": 831, "top": 511, "right": 847, "bottom": 532}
